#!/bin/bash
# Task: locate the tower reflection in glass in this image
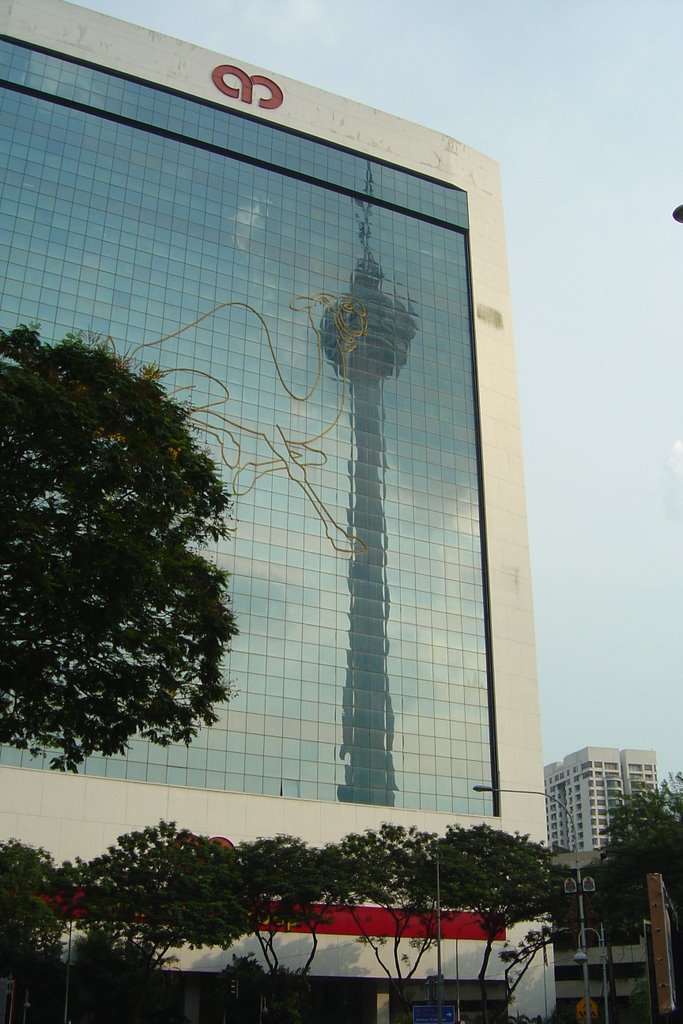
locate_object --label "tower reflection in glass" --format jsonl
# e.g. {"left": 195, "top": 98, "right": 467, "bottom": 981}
{"left": 0, "top": 41, "right": 491, "bottom": 810}
{"left": 322, "top": 175, "right": 416, "bottom": 805}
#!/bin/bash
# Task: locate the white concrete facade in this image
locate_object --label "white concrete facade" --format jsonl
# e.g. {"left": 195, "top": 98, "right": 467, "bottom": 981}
{"left": 544, "top": 746, "right": 658, "bottom": 852}
{"left": 0, "top": 0, "right": 547, "bottom": 1017}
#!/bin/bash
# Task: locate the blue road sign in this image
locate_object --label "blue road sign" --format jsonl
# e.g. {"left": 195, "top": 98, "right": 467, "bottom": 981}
{"left": 412, "top": 1006, "right": 456, "bottom": 1023}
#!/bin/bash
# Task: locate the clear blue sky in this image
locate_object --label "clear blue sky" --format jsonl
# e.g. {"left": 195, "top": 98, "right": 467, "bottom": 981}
{"left": 80, "top": 0, "right": 683, "bottom": 781}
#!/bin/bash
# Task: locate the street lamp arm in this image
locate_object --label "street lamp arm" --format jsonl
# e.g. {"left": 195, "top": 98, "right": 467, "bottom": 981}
{"left": 473, "top": 785, "right": 579, "bottom": 863}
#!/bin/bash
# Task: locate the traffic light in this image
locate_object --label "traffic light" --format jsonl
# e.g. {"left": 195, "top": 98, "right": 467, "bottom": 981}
{"left": 425, "top": 974, "right": 443, "bottom": 1001}
{"left": 227, "top": 977, "right": 239, "bottom": 999}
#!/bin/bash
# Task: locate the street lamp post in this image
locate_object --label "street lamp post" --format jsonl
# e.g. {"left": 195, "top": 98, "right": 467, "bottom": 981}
{"left": 63, "top": 914, "right": 73, "bottom": 1024}
{"left": 449, "top": 919, "right": 471, "bottom": 1024}
{"left": 575, "top": 925, "right": 609, "bottom": 1024}
{"left": 472, "top": 784, "right": 594, "bottom": 1022}
{"left": 455, "top": 930, "right": 461, "bottom": 1024}
{"left": 436, "top": 850, "right": 443, "bottom": 1024}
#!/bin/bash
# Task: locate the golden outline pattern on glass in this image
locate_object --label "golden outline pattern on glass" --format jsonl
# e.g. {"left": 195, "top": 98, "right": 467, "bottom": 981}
{"left": 129, "top": 294, "right": 369, "bottom": 554}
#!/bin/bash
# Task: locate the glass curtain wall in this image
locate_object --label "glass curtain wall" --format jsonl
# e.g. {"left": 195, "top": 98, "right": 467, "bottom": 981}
{"left": 0, "top": 40, "right": 493, "bottom": 812}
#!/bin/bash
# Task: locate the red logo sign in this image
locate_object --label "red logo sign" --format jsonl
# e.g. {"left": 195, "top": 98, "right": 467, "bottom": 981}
{"left": 210, "top": 835, "right": 235, "bottom": 849}
{"left": 212, "top": 64, "right": 283, "bottom": 109}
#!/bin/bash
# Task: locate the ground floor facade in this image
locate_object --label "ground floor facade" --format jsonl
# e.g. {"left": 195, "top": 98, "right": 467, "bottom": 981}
{"left": 1, "top": 766, "right": 554, "bottom": 1022}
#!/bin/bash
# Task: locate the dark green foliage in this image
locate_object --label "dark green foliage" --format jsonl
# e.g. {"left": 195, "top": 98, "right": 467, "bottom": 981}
{"left": 218, "top": 955, "right": 313, "bottom": 1024}
{"left": 0, "top": 840, "right": 66, "bottom": 1024}
{"left": 0, "top": 820, "right": 562, "bottom": 1024}
{"left": 235, "top": 835, "right": 341, "bottom": 975}
{"left": 71, "top": 929, "right": 151, "bottom": 1024}
{"left": 439, "top": 824, "right": 554, "bottom": 932}
{"left": 0, "top": 325, "right": 238, "bottom": 769}
{"left": 627, "top": 976, "right": 653, "bottom": 1024}
{"left": 0, "top": 839, "right": 64, "bottom": 969}
{"left": 72, "top": 821, "right": 248, "bottom": 1024}
{"left": 547, "top": 1003, "right": 584, "bottom": 1024}
{"left": 601, "top": 774, "right": 683, "bottom": 930}
{"left": 71, "top": 929, "right": 188, "bottom": 1024}
{"left": 439, "top": 824, "right": 554, "bottom": 1024}
{"left": 0, "top": 952, "right": 65, "bottom": 1024}
{"left": 334, "top": 823, "right": 438, "bottom": 1010}
{"left": 74, "top": 821, "right": 248, "bottom": 968}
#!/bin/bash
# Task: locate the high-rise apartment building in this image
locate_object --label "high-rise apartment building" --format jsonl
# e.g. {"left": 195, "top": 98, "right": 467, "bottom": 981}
{"left": 544, "top": 747, "right": 658, "bottom": 852}
{"left": 0, "top": 0, "right": 546, "bottom": 1018}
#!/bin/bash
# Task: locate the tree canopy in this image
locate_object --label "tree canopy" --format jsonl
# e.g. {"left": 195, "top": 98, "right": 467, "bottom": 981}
{"left": 0, "top": 839, "right": 67, "bottom": 1023}
{"left": 64, "top": 822, "right": 247, "bottom": 1024}
{"left": 0, "top": 819, "right": 565, "bottom": 1023}
{"left": 439, "top": 824, "right": 554, "bottom": 1024}
{"left": 0, "top": 838, "right": 64, "bottom": 970}
{"left": 600, "top": 774, "right": 683, "bottom": 930}
{"left": 74, "top": 821, "right": 248, "bottom": 968}
{"left": 334, "top": 823, "right": 438, "bottom": 1010}
{"left": 235, "top": 834, "right": 341, "bottom": 976}
{"left": 0, "top": 325, "right": 238, "bottom": 769}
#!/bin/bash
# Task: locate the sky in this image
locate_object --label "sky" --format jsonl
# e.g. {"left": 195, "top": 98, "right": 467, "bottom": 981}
{"left": 78, "top": 0, "right": 683, "bottom": 781}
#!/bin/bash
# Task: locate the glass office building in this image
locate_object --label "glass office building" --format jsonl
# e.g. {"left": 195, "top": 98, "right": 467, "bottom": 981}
{"left": 0, "top": 32, "right": 495, "bottom": 814}
{"left": 0, "top": 0, "right": 546, "bottom": 855}
{"left": 0, "top": 7, "right": 552, "bottom": 1017}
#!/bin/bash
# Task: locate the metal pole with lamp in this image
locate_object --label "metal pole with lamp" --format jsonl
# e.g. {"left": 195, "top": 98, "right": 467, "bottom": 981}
{"left": 452, "top": 914, "right": 477, "bottom": 1024}
{"left": 472, "top": 784, "right": 595, "bottom": 1023}
{"left": 436, "top": 849, "right": 443, "bottom": 1024}
{"left": 455, "top": 927, "right": 461, "bottom": 1024}
{"left": 63, "top": 916, "right": 73, "bottom": 1024}
{"left": 575, "top": 925, "right": 609, "bottom": 1024}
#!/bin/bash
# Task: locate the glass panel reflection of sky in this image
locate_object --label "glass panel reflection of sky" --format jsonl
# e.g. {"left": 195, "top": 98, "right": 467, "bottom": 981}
{"left": 0, "top": 43, "right": 493, "bottom": 811}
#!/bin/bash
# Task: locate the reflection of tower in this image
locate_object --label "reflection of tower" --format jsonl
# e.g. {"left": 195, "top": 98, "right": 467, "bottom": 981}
{"left": 323, "top": 172, "right": 416, "bottom": 805}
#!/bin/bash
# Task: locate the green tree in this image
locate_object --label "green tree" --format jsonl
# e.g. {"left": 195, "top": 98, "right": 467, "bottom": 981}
{"left": 334, "top": 823, "right": 438, "bottom": 1012}
{"left": 627, "top": 975, "right": 653, "bottom": 1024}
{"left": 71, "top": 929, "right": 188, "bottom": 1024}
{"left": 600, "top": 773, "right": 683, "bottom": 930}
{"left": 235, "top": 834, "right": 339, "bottom": 976}
{"left": 0, "top": 840, "right": 66, "bottom": 1023}
{"left": 0, "top": 839, "right": 64, "bottom": 968}
{"left": 0, "top": 325, "right": 238, "bottom": 770}
{"left": 439, "top": 824, "right": 554, "bottom": 1024}
{"left": 72, "top": 821, "right": 248, "bottom": 1023}
{"left": 220, "top": 954, "right": 314, "bottom": 1024}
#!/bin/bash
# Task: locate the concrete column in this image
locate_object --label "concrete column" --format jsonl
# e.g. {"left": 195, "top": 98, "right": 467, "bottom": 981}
{"left": 376, "top": 979, "right": 391, "bottom": 1024}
